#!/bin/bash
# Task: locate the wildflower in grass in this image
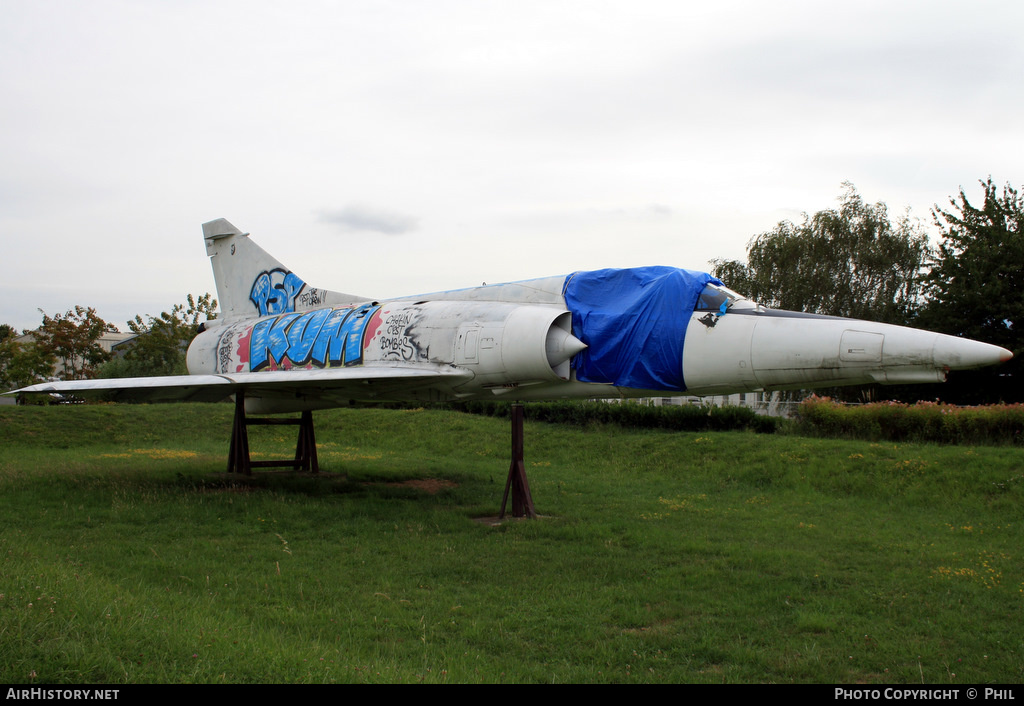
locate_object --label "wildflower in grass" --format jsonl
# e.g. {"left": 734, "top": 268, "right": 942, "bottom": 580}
{"left": 660, "top": 495, "right": 700, "bottom": 511}
{"left": 132, "top": 449, "right": 197, "bottom": 460}
{"left": 96, "top": 448, "right": 197, "bottom": 460}
{"left": 324, "top": 450, "right": 384, "bottom": 461}
{"left": 932, "top": 551, "right": 1008, "bottom": 589}
{"left": 933, "top": 566, "right": 978, "bottom": 580}
{"left": 891, "top": 458, "right": 927, "bottom": 474}
{"left": 276, "top": 533, "right": 292, "bottom": 554}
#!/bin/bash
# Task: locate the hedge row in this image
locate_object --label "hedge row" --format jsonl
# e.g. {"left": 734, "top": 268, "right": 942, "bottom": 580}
{"left": 450, "top": 400, "right": 778, "bottom": 433}
{"left": 795, "top": 396, "right": 1024, "bottom": 445}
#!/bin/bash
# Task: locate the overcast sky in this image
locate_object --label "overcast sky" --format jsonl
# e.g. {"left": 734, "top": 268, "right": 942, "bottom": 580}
{"left": 2, "top": 0, "right": 1021, "bottom": 331}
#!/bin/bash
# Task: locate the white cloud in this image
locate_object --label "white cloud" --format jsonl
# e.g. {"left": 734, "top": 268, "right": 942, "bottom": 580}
{"left": 317, "top": 204, "right": 419, "bottom": 235}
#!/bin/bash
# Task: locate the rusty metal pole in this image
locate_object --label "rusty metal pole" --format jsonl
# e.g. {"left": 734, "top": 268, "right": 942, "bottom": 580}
{"left": 228, "top": 391, "right": 252, "bottom": 475}
{"left": 296, "top": 410, "right": 320, "bottom": 473}
{"left": 500, "top": 403, "right": 536, "bottom": 518}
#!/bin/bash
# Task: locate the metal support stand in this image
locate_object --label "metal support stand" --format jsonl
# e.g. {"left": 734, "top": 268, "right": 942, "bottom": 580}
{"left": 228, "top": 393, "right": 251, "bottom": 474}
{"left": 499, "top": 403, "right": 537, "bottom": 518}
{"left": 227, "top": 391, "right": 320, "bottom": 475}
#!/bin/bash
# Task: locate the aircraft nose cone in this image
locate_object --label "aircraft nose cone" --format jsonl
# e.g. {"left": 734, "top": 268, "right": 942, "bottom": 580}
{"left": 933, "top": 334, "right": 1013, "bottom": 370}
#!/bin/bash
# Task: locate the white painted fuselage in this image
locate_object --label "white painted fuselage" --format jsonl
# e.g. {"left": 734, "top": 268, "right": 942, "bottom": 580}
{"left": 681, "top": 304, "right": 1010, "bottom": 394}
{"left": 10, "top": 219, "right": 1011, "bottom": 410}
{"left": 182, "top": 246, "right": 1010, "bottom": 414}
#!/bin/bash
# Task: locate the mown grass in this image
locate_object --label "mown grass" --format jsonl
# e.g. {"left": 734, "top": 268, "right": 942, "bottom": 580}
{"left": 0, "top": 403, "right": 1022, "bottom": 683}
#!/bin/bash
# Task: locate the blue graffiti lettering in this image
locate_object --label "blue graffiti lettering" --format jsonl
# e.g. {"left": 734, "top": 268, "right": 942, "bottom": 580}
{"left": 343, "top": 308, "right": 375, "bottom": 367}
{"left": 250, "top": 269, "right": 306, "bottom": 316}
{"left": 249, "top": 306, "right": 380, "bottom": 372}
{"left": 250, "top": 312, "right": 301, "bottom": 372}
{"left": 285, "top": 308, "right": 334, "bottom": 366}
{"left": 309, "top": 308, "right": 355, "bottom": 367}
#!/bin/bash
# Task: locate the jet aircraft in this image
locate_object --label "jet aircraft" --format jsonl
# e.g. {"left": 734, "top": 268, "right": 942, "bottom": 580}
{"left": 7, "top": 218, "right": 1013, "bottom": 512}
{"left": 11, "top": 218, "right": 1011, "bottom": 408}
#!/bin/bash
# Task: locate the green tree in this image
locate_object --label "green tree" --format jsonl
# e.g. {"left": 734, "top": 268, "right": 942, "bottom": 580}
{"left": 107, "top": 293, "right": 218, "bottom": 377}
{"left": 712, "top": 183, "right": 931, "bottom": 325}
{"left": 35, "top": 306, "right": 118, "bottom": 380}
{"left": 0, "top": 330, "right": 56, "bottom": 391}
{"left": 918, "top": 178, "right": 1024, "bottom": 403}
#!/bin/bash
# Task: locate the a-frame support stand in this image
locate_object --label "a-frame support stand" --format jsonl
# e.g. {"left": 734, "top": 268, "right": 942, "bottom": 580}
{"left": 499, "top": 403, "right": 537, "bottom": 519}
{"left": 228, "top": 391, "right": 320, "bottom": 475}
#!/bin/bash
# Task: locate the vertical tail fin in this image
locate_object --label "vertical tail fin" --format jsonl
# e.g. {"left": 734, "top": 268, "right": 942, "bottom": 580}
{"left": 202, "top": 218, "right": 364, "bottom": 320}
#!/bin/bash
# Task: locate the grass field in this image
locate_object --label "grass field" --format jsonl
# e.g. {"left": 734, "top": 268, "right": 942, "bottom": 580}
{"left": 1, "top": 403, "right": 1021, "bottom": 683}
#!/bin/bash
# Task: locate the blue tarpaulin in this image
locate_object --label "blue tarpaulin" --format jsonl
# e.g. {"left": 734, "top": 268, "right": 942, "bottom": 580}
{"left": 562, "top": 267, "right": 720, "bottom": 391}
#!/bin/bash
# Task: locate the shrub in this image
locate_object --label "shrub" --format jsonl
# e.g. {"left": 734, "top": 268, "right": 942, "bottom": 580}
{"left": 450, "top": 400, "right": 778, "bottom": 433}
{"left": 795, "top": 396, "right": 1024, "bottom": 445}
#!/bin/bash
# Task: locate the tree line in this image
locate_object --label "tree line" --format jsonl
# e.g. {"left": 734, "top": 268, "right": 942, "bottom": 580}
{"left": 711, "top": 177, "right": 1022, "bottom": 403}
{"left": 0, "top": 294, "right": 217, "bottom": 392}
{"left": 2, "top": 177, "right": 1021, "bottom": 403}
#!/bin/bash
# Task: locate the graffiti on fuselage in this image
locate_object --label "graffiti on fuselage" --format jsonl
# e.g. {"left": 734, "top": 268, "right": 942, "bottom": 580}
{"left": 297, "top": 287, "right": 325, "bottom": 309}
{"left": 242, "top": 304, "right": 382, "bottom": 372}
{"left": 217, "top": 328, "right": 238, "bottom": 374}
{"left": 250, "top": 269, "right": 306, "bottom": 316}
{"left": 214, "top": 304, "right": 434, "bottom": 374}
{"left": 379, "top": 309, "right": 421, "bottom": 361}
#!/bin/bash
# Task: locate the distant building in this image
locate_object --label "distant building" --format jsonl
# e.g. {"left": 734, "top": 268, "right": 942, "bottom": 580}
{"left": 629, "top": 391, "right": 800, "bottom": 417}
{"left": 103, "top": 332, "right": 139, "bottom": 356}
{"left": 651, "top": 393, "right": 794, "bottom": 416}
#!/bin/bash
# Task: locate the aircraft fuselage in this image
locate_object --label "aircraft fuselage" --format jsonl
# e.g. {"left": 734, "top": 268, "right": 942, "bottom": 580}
{"left": 185, "top": 272, "right": 1010, "bottom": 414}
{"left": 10, "top": 219, "right": 1011, "bottom": 412}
